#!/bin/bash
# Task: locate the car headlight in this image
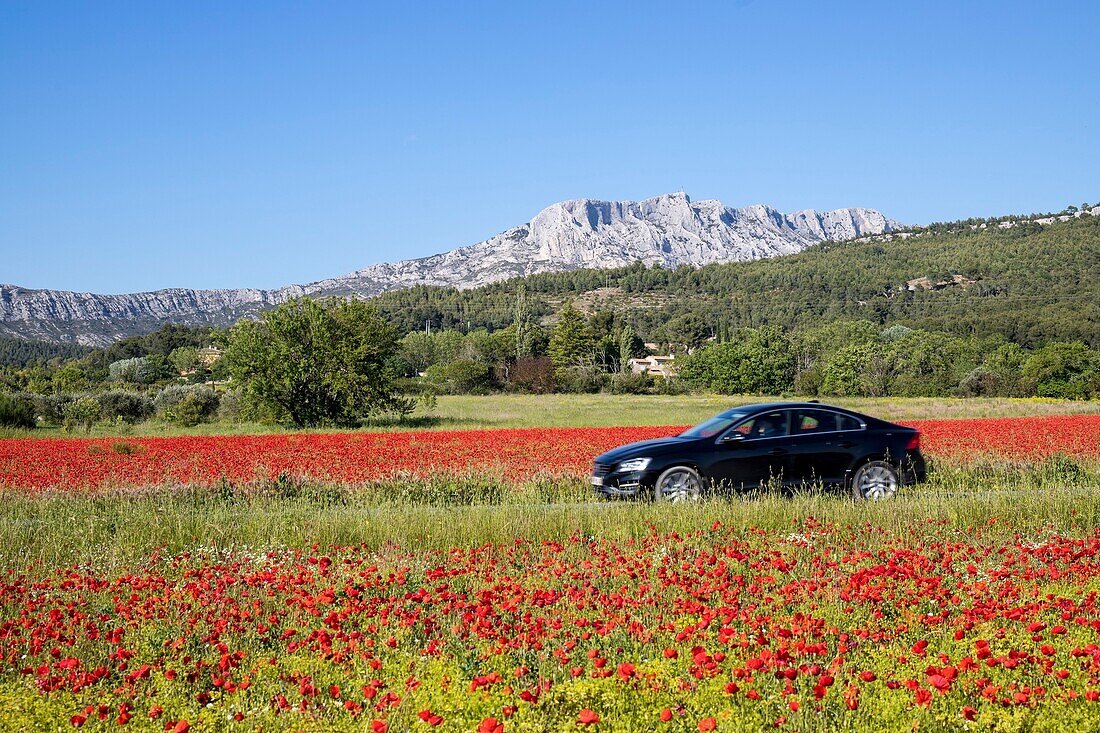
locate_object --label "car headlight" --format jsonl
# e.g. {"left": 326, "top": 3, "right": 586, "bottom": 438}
{"left": 617, "top": 457, "right": 651, "bottom": 472}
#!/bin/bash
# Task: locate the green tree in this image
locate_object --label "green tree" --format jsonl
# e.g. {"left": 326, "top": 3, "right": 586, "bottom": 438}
{"left": 884, "top": 330, "right": 973, "bottom": 397}
{"left": 423, "top": 359, "right": 492, "bottom": 394}
{"left": 661, "top": 312, "right": 710, "bottom": 350}
{"left": 513, "top": 284, "right": 538, "bottom": 359}
{"left": 168, "top": 346, "right": 203, "bottom": 376}
{"left": 224, "top": 297, "right": 410, "bottom": 428}
{"left": 677, "top": 327, "right": 795, "bottom": 394}
{"left": 618, "top": 325, "right": 645, "bottom": 372}
{"left": 399, "top": 332, "right": 438, "bottom": 375}
{"left": 51, "top": 363, "right": 90, "bottom": 393}
{"left": 0, "top": 393, "right": 36, "bottom": 428}
{"left": 820, "top": 344, "right": 890, "bottom": 397}
{"left": 548, "top": 304, "right": 596, "bottom": 376}
{"left": 1021, "top": 341, "right": 1097, "bottom": 399}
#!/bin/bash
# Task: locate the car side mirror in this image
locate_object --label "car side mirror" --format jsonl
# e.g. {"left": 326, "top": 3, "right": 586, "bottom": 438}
{"left": 720, "top": 432, "right": 745, "bottom": 444}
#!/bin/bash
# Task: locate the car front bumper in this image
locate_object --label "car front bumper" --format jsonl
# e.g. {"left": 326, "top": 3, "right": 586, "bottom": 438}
{"left": 590, "top": 468, "right": 657, "bottom": 499}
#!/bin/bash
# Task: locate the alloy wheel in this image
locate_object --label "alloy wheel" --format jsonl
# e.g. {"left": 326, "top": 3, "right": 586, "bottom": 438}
{"left": 857, "top": 464, "right": 898, "bottom": 500}
{"left": 658, "top": 469, "right": 702, "bottom": 503}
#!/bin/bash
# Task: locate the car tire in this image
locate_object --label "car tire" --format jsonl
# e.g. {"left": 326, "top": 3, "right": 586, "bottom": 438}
{"left": 654, "top": 466, "right": 705, "bottom": 503}
{"left": 851, "top": 460, "right": 900, "bottom": 500}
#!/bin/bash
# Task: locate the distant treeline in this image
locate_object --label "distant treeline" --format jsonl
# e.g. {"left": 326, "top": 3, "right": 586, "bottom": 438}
{"left": 0, "top": 335, "right": 92, "bottom": 367}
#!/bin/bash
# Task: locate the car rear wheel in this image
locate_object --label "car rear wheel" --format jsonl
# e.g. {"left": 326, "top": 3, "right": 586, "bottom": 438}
{"left": 654, "top": 466, "right": 704, "bottom": 503}
{"left": 851, "top": 461, "right": 899, "bottom": 500}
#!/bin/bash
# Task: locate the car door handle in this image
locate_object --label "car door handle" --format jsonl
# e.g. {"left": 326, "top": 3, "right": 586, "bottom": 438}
{"left": 836, "top": 441, "right": 855, "bottom": 448}
{"left": 768, "top": 448, "right": 787, "bottom": 456}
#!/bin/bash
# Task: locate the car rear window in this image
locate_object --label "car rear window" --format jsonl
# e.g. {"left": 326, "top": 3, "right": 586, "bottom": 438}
{"left": 836, "top": 414, "right": 862, "bottom": 431}
{"left": 794, "top": 410, "right": 836, "bottom": 433}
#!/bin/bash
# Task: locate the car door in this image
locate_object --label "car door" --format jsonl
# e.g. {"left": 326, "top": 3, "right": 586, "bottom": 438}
{"left": 707, "top": 410, "right": 793, "bottom": 491}
{"left": 787, "top": 409, "right": 863, "bottom": 485}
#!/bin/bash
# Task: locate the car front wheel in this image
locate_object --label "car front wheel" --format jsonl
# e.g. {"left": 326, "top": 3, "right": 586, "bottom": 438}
{"left": 654, "top": 466, "right": 704, "bottom": 503}
{"left": 851, "top": 460, "right": 899, "bottom": 500}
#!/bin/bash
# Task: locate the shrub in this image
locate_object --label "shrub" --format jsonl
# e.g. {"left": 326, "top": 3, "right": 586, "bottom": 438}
{"left": 507, "top": 357, "right": 555, "bottom": 394}
{"left": 678, "top": 327, "right": 796, "bottom": 394}
{"left": 0, "top": 393, "right": 36, "bottom": 428}
{"left": 31, "top": 393, "right": 73, "bottom": 425}
{"left": 423, "top": 359, "right": 492, "bottom": 395}
{"left": 96, "top": 390, "right": 154, "bottom": 423}
{"left": 216, "top": 388, "right": 244, "bottom": 422}
{"left": 555, "top": 367, "right": 607, "bottom": 394}
{"left": 609, "top": 371, "right": 652, "bottom": 395}
{"left": 154, "top": 385, "right": 219, "bottom": 426}
{"left": 107, "top": 357, "right": 157, "bottom": 384}
{"left": 63, "top": 396, "right": 101, "bottom": 432}
{"left": 955, "top": 367, "right": 1004, "bottom": 397}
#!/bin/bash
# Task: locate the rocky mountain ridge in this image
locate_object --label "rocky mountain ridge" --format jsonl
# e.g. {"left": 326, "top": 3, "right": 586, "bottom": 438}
{"left": 2, "top": 193, "right": 898, "bottom": 345}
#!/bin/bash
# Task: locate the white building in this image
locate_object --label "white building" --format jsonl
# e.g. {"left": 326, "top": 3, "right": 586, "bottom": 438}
{"left": 629, "top": 354, "right": 676, "bottom": 378}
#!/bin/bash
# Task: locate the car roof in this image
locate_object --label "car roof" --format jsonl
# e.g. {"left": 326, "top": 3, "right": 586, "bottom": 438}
{"left": 718, "top": 401, "right": 868, "bottom": 419}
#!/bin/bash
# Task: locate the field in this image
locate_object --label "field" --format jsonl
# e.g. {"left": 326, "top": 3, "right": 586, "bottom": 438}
{"left": 2, "top": 396, "right": 1100, "bottom": 731}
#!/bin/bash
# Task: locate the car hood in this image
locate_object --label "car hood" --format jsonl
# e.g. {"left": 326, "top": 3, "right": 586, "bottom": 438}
{"left": 595, "top": 436, "right": 699, "bottom": 466}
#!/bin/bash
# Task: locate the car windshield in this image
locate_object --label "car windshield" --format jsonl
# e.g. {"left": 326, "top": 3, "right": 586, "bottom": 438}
{"left": 679, "top": 412, "right": 748, "bottom": 439}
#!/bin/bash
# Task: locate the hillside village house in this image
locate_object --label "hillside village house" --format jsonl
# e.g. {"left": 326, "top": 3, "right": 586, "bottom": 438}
{"left": 629, "top": 354, "right": 676, "bottom": 378}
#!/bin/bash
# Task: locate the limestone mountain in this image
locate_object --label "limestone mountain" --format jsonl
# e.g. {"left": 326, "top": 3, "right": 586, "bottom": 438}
{"left": 1, "top": 193, "right": 898, "bottom": 345}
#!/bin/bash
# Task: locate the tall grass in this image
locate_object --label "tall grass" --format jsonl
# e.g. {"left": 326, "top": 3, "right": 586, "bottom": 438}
{"left": 2, "top": 456, "right": 1097, "bottom": 574}
{"left": 3, "top": 393, "right": 1096, "bottom": 438}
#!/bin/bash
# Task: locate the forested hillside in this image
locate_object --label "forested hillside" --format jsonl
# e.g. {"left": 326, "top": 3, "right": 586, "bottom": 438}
{"left": 370, "top": 215, "right": 1100, "bottom": 347}
{"left": 0, "top": 335, "right": 91, "bottom": 367}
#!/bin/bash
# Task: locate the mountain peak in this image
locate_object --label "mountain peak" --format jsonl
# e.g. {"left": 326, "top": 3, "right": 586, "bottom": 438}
{"left": 0, "top": 193, "right": 898, "bottom": 345}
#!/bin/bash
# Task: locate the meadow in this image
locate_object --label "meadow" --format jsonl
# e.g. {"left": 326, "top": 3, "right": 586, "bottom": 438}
{"left": 2, "top": 393, "right": 1097, "bottom": 439}
{"left": 2, "top": 395, "right": 1100, "bottom": 731}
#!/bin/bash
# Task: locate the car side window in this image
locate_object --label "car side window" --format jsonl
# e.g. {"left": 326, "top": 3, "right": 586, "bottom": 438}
{"left": 733, "top": 411, "right": 789, "bottom": 440}
{"left": 793, "top": 409, "right": 836, "bottom": 434}
{"left": 836, "top": 414, "right": 862, "bottom": 431}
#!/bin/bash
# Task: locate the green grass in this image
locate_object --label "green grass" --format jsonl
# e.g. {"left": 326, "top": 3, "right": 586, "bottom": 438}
{"left": 4, "top": 393, "right": 1098, "bottom": 439}
{"left": 3, "top": 456, "right": 1097, "bottom": 574}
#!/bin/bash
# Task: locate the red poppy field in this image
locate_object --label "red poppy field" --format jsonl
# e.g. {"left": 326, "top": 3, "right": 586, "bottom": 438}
{"left": 2, "top": 412, "right": 1100, "bottom": 731}
{"left": 2, "top": 414, "right": 1098, "bottom": 492}
{"left": 5, "top": 517, "right": 1100, "bottom": 731}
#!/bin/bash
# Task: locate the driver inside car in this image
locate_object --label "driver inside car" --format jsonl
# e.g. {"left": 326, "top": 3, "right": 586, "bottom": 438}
{"left": 754, "top": 414, "right": 785, "bottom": 439}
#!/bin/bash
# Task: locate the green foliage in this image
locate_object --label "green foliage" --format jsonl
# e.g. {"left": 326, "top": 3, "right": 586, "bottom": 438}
{"left": 0, "top": 335, "right": 90, "bottom": 367}
{"left": 50, "top": 363, "right": 90, "bottom": 393}
{"left": 618, "top": 325, "right": 645, "bottom": 372}
{"left": 224, "top": 297, "right": 410, "bottom": 428}
{"left": 0, "top": 393, "right": 35, "bottom": 428}
{"left": 678, "top": 326, "right": 796, "bottom": 394}
{"left": 154, "top": 385, "right": 220, "bottom": 426}
{"left": 609, "top": 370, "right": 653, "bottom": 394}
{"left": 1021, "top": 341, "right": 1099, "bottom": 399}
{"left": 63, "top": 396, "right": 101, "bottom": 432}
{"left": 423, "top": 359, "right": 492, "bottom": 395}
{"left": 107, "top": 356, "right": 158, "bottom": 384}
{"left": 96, "top": 390, "right": 154, "bottom": 423}
{"left": 399, "top": 331, "right": 439, "bottom": 375}
{"left": 548, "top": 304, "right": 596, "bottom": 378}
{"left": 660, "top": 312, "right": 711, "bottom": 349}
{"left": 883, "top": 329, "right": 976, "bottom": 397}
{"left": 820, "top": 344, "right": 890, "bottom": 397}
{"left": 94, "top": 323, "right": 216, "bottom": 367}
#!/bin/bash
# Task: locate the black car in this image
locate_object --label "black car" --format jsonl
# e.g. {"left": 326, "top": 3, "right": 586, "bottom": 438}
{"left": 591, "top": 402, "right": 926, "bottom": 501}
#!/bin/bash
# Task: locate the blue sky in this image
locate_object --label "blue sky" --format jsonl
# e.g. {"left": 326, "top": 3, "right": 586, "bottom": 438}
{"left": 2, "top": 1, "right": 1097, "bottom": 293}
